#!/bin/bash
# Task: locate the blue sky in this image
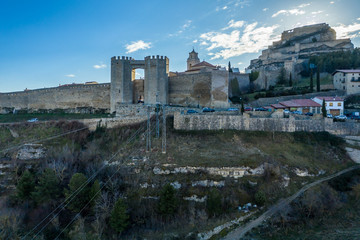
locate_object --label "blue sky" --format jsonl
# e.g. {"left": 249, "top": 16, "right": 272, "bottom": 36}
{"left": 1, "top": 0, "right": 360, "bottom": 92}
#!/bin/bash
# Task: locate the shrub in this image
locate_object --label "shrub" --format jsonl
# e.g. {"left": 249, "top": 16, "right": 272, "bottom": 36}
{"left": 255, "top": 191, "right": 266, "bottom": 206}
{"left": 16, "top": 170, "right": 35, "bottom": 201}
{"left": 206, "top": 188, "right": 222, "bottom": 217}
{"left": 32, "top": 168, "right": 62, "bottom": 204}
{"left": 158, "top": 184, "right": 178, "bottom": 216}
{"left": 110, "top": 198, "right": 129, "bottom": 234}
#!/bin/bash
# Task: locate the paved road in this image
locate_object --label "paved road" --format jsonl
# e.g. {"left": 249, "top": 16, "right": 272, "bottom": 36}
{"left": 223, "top": 165, "right": 360, "bottom": 240}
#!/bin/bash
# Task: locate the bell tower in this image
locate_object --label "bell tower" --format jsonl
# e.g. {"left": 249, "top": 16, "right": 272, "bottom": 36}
{"left": 187, "top": 48, "right": 200, "bottom": 70}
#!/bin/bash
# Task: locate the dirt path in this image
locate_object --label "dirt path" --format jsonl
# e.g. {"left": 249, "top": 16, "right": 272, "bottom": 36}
{"left": 222, "top": 165, "right": 360, "bottom": 240}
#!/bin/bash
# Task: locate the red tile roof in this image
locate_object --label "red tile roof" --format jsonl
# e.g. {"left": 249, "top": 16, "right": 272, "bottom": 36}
{"left": 314, "top": 96, "right": 344, "bottom": 101}
{"left": 271, "top": 104, "right": 286, "bottom": 109}
{"left": 279, "top": 99, "right": 321, "bottom": 108}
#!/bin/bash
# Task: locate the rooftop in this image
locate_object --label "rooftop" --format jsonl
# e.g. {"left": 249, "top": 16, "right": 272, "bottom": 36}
{"left": 314, "top": 96, "right": 344, "bottom": 101}
{"left": 332, "top": 69, "right": 360, "bottom": 75}
{"left": 279, "top": 99, "right": 321, "bottom": 108}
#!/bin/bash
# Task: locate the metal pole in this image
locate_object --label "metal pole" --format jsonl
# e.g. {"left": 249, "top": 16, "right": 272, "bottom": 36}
{"left": 156, "top": 104, "right": 160, "bottom": 138}
{"left": 162, "top": 105, "right": 166, "bottom": 154}
{"left": 146, "top": 106, "right": 151, "bottom": 152}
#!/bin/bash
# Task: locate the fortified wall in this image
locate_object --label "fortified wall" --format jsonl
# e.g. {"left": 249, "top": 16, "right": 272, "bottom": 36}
{"left": 248, "top": 23, "right": 354, "bottom": 90}
{"left": 0, "top": 83, "right": 110, "bottom": 114}
{"left": 174, "top": 112, "right": 360, "bottom": 136}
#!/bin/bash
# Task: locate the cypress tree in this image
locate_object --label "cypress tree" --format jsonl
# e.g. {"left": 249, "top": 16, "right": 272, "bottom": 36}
{"left": 310, "top": 68, "right": 314, "bottom": 92}
{"left": 241, "top": 101, "right": 245, "bottom": 114}
{"left": 289, "top": 73, "right": 293, "bottom": 87}
{"left": 316, "top": 68, "right": 321, "bottom": 92}
{"left": 158, "top": 184, "right": 178, "bottom": 216}
{"left": 322, "top": 99, "right": 327, "bottom": 117}
{"left": 228, "top": 61, "right": 233, "bottom": 73}
{"left": 16, "top": 170, "right": 35, "bottom": 200}
{"left": 110, "top": 198, "right": 129, "bottom": 234}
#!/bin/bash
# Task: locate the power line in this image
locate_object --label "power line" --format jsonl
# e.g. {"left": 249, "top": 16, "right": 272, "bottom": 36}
{"left": 0, "top": 126, "right": 89, "bottom": 154}
{"left": 54, "top": 124, "right": 158, "bottom": 240}
{"left": 23, "top": 124, "right": 147, "bottom": 240}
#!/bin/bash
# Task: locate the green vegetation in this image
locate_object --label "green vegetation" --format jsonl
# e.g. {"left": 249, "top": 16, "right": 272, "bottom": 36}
{"left": 0, "top": 120, "right": 355, "bottom": 239}
{"left": 110, "top": 198, "right": 130, "bottom": 234}
{"left": 322, "top": 99, "right": 327, "bottom": 117}
{"left": 249, "top": 71, "right": 259, "bottom": 82}
{"left": 277, "top": 67, "right": 287, "bottom": 85}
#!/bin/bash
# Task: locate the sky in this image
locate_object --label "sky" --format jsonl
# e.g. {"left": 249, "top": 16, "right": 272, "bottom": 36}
{"left": 1, "top": 0, "right": 360, "bottom": 92}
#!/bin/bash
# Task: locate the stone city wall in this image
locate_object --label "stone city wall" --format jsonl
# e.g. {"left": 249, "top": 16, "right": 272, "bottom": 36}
{"left": 173, "top": 112, "right": 360, "bottom": 136}
{"left": 0, "top": 83, "right": 110, "bottom": 114}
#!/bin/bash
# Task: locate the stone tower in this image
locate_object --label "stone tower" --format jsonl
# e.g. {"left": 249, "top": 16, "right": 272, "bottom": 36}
{"left": 111, "top": 56, "right": 133, "bottom": 112}
{"left": 187, "top": 49, "right": 200, "bottom": 70}
{"left": 144, "top": 55, "right": 169, "bottom": 105}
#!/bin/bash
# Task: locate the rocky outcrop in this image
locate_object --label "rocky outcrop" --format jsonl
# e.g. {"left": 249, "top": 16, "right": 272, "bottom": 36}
{"left": 247, "top": 23, "right": 354, "bottom": 90}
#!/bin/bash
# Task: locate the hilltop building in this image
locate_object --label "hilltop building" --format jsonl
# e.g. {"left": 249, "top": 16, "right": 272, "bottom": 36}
{"left": 248, "top": 23, "right": 354, "bottom": 90}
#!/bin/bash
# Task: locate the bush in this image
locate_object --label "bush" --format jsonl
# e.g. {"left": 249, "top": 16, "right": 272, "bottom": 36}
{"left": 32, "top": 168, "right": 62, "bottom": 204}
{"left": 158, "top": 184, "right": 178, "bottom": 216}
{"left": 64, "top": 173, "right": 100, "bottom": 214}
{"left": 110, "top": 198, "right": 129, "bottom": 234}
{"left": 16, "top": 170, "right": 35, "bottom": 201}
{"left": 206, "top": 188, "right": 222, "bottom": 217}
{"left": 255, "top": 191, "right": 266, "bottom": 206}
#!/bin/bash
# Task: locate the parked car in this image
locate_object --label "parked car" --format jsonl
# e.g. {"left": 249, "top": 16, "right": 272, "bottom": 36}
{"left": 187, "top": 109, "right": 198, "bottom": 114}
{"left": 227, "top": 108, "right": 239, "bottom": 111}
{"left": 202, "top": 107, "right": 215, "bottom": 112}
{"left": 244, "top": 107, "right": 252, "bottom": 111}
{"left": 283, "top": 110, "right": 290, "bottom": 114}
{"left": 291, "top": 111, "right": 302, "bottom": 115}
{"left": 254, "top": 107, "right": 267, "bottom": 111}
{"left": 327, "top": 114, "right": 333, "bottom": 118}
{"left": 351, "top": 116, "right": 360, "bottom": 120}
{"left": 305, "top": 112, "right": 313, "bottom": 116}
{"left": 334, "top": 115, "right": 347, "bottom": 120}
{"left": 27, "top": 118, "right": 38, "bottom": 123}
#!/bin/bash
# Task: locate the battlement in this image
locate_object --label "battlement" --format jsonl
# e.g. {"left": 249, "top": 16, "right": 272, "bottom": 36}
{"left": 144, "top": 55, "right": 168, "bottom": 61}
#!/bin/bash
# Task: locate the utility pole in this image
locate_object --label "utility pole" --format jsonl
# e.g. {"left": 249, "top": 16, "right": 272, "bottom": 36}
{"left": 156, "top": 92, "right": 160, "bottom": 138}
{"left": 146, "top": 105, "right": 151, "bottom": 152}
{"left": 162, "top": 105, "right": 166, "bottom": 154}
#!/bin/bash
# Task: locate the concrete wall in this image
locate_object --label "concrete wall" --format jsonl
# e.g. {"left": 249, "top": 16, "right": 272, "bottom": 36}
{"left": 173, "top": 112, "right": 360, "bottom": 136}
{"left": 0, "top": 83, "right": 110, "bottom": 114}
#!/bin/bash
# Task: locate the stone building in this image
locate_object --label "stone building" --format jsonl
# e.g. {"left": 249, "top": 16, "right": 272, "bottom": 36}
{"left": 333, "top": 69, "right": 360, "bottom": 95}
{"left": 111, "top": 50, "right": 250, "bottom": 112}
{"left": 247, "top": 23, "right": 354, "bottom": 90}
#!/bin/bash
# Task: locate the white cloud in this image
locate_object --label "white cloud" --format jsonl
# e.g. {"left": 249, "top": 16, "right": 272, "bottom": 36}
{"left": 125, "top": 40, "right": 151, "bottom": 53}
{"left": 238, "top": 62, "right": 243, "bottom": 65}
{"left": 333, "top": 22, "right": 360, "bottom": 39}
{"left": 65, "top": 74, "right": 75, "bottom": 78}
{"left": 222, "top": 20, "right": 245, "bottom": 30}
{"left": 330, "top": 1, "right": 335, "bottom": 4}
{"left": 182, "top": 20, "right": 192, "bottom": 30}
{"left": 263, "top": 8, "right": 268, "bottom": 11}
{"left": 193, "top": 39, "right": 198, "bottom": 43}
{"left": 199, "top": 21, "right": 279, "bottom": 60}
{"left": 311, "top": 11, "right": 323, "bottom": 15}
{"left": 298, "top": 3, "right": 310, "bottom": 8}
{"left": 222, "top": 6, "right": 228, "bottom": 10}
{"left": 272, "top": 8, "right": 305, "bottom": 18}
{"left": 93, "top": 64, "right": 107, "bottom": 69}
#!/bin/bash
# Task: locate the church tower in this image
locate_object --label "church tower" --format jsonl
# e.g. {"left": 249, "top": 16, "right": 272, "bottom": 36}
{"left": 187, "top": 48, "right": 200, "bottom": 70}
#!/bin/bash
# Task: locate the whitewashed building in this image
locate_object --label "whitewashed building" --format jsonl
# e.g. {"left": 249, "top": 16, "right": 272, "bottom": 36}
{"left": 312, "top": 96, "right": 344, "bottom": 116}
{"left": 333, "top": 69, "right": 360, "bottom": 95}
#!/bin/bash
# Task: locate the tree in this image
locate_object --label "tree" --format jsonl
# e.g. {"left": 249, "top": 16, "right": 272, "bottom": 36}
{"left": 289, "top": 73, "right": 293, "bottom": 87}
{"left": 277, "top": 67, "right": 287, "bottom": 85}
{"left": 241, "top": 101, "right": 245, "bottom": 115}
{"left": 230, "top": 78, "right": 241, "bottom": 98}
{"left": 322, "top": 99, "right": 327, "bottom": 117}
{"left": 64, "top": 173, "right": 100, "bottom": 213}
{"left": 255, "top": 191, "right": 266, "bottom": 206}
{"left": 32, "top": 168, "right": 62, "bottom": 204}
{"left": 249, "top": 71, "right": 259, "bottom": 82}
{"left": 109, "top": 198, "right": 129, "bottom": 234}
{"left": 316, "top": 68, "right": 321, "bottom": 92}
{"left": 158, "top": 184, "right": 178, "bottom": 216}
{"left": 16, "top": 170, "right": 35, "bottom": 200}
{"left": 206, "top": 188, "right": 222, "bottom": 217}
{"left": 228, "top": 61, "right": 233, "bottom": 73}
{"left": 310, "top": 68, "right": 314, "bottom": 92}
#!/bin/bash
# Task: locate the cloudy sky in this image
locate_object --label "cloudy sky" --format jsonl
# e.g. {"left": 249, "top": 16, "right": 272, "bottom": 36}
{"left": 1, "top": 0, "right": 360, "bottom": 92}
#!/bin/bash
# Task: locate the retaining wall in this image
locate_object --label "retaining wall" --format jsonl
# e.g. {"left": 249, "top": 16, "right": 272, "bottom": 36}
{"left": 174, "top": 113, "right": 360, "bottom": 136}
